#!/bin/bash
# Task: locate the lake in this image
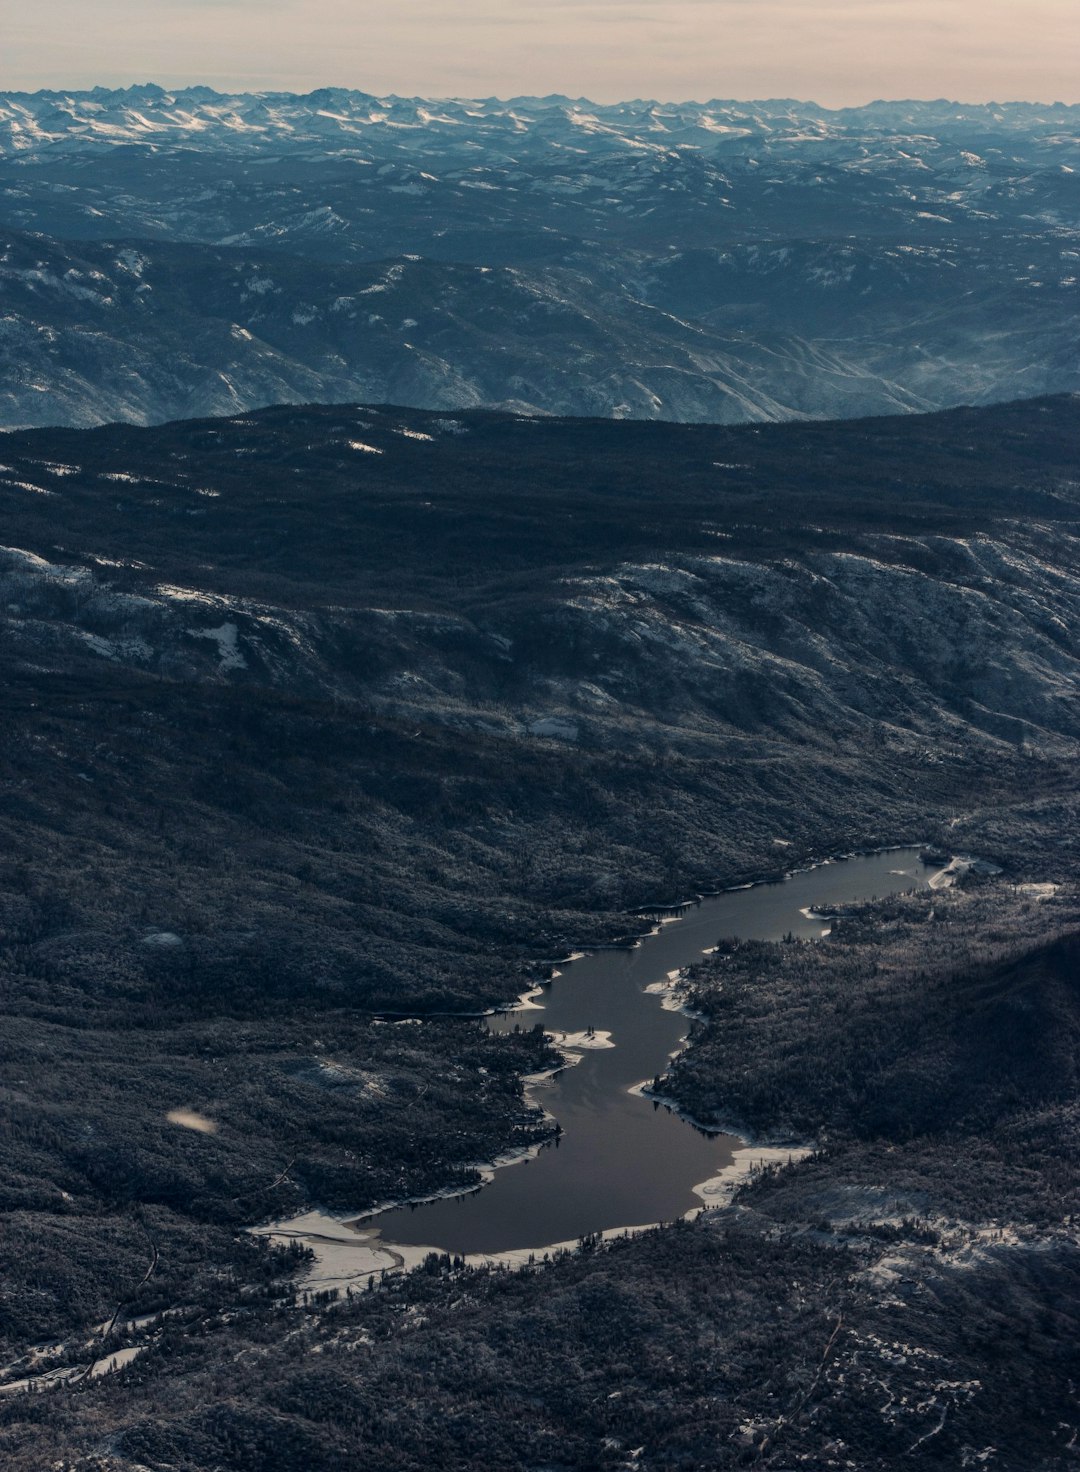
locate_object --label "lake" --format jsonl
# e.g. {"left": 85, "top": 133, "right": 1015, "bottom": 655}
{"left": 360, "top": 847, "right": 932, "bottom": 1257}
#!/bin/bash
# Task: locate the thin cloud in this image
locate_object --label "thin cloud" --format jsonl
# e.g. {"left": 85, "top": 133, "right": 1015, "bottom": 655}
{"left": 167, "top": 1109, "right": 218, "bottom": 1135}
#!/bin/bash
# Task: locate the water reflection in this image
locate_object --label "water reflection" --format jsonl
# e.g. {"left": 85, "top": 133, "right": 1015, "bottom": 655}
{"left": 363, "top": 849, "right": 931, "bottom": 1255}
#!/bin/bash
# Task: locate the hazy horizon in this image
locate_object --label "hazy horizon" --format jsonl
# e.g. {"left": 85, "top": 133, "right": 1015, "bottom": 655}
{"left": 3, "top": 0, "right": 1079, "bottom": 108}
{"left": 3, "top": 81, "right": 1079, "bottom": 110}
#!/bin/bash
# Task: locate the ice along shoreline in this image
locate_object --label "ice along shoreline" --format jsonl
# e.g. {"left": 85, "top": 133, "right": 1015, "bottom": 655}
{"left": 254, "top": 843, "right": 940, "bottom": 1289}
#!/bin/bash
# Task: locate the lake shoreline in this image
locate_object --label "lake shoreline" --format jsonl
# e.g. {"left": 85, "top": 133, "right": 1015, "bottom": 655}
{"left": 253, "top": 841, "right": 935, "bottom": 1288}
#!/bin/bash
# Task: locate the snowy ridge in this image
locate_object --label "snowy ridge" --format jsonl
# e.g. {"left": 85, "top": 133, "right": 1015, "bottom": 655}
{"left": 2, "top": 88, "right": 1080, "bottom": 162}
{"left": 2, "top": 90, "right": 1079, "bottom": 429}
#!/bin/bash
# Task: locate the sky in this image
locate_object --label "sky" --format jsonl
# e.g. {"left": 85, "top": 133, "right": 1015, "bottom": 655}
{"left": 2, "top": 0, "right": 1079, "bottom": 105}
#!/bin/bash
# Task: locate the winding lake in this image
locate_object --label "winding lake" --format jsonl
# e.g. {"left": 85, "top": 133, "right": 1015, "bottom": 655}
{"left": 359, "top": 848, "right": 932, "bottom": 1258}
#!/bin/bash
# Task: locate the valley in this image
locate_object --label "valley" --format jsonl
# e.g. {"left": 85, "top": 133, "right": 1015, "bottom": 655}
{"left": 0, "top": 395, "right": 1078, "bottom": 1468}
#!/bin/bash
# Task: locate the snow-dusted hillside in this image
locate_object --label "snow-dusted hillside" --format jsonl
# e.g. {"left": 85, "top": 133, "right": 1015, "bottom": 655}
{"left": 5, "top": 519, "right": 1079, "bottom": 764}
{"left": 2, "top": 224, "right": 1078, "bottom": 430}
{"left": 1, "top": 89, "right": 1078, "bottom": 427}
{"left": 2, "top": 88, "right": 1078, "bottom": 171}
{"left": 3, "top": 396, "right": 1079, "bottom": 764}
{"left": 4, "top": 89, "right": 1078, "bottom": 257}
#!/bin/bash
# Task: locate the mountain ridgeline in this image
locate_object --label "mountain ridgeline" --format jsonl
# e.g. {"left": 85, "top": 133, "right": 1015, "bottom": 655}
{"left": 2, "top": 88, "right": 1079, "bottom": 427}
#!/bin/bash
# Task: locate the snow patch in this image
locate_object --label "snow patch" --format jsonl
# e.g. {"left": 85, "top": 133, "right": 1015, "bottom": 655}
{"left": 551, "top": 1029, "right": 615, "bottom": 1053}
{"left": 142, "top": 931, "right": 183, "bottom": 948}
{"left": 528, "top": 716, "right": 579, "bottom": 742}
{"left": 188, "top": 620, "right": 247, "bottom": 671}
{"left": 1016, "top": 881, "right": 1059, "bottom": 901}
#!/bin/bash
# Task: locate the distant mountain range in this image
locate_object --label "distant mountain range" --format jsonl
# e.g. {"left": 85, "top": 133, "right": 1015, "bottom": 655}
{"left": 1, "top": 88, "right": 1078, "bottom": 427}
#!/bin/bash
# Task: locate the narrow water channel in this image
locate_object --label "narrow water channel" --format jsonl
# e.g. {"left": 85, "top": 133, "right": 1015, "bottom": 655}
{"left": 359, "top": 848, "right": 932, "bottom": 1257}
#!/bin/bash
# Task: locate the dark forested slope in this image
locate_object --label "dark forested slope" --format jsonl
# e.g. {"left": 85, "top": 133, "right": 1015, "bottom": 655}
{"left": 1, "top": 396, "right": 1079, "bottom": 1466}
